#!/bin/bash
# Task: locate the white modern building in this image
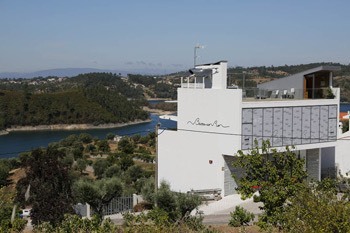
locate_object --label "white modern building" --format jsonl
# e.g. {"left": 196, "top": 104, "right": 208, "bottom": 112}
{"left": 158, "top": 61, "right": 341, "bottom": 196}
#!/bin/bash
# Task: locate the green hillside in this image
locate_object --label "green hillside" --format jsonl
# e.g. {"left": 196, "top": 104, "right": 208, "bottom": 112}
{"left": 0, "top": 73, "right": 148, "bottom": 130}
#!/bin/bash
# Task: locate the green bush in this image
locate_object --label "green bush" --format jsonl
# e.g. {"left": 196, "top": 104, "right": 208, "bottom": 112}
{"left": 122, "top": 208, "right": 214, "bottom": 233}
{"left": 228, "top": 206, "right": 254, "bottom": 227}
{"left": 281, "top": 179, "right": 350, "bottom": 233}
{"left": 34, "top": 214, "right": 118, "bottom": 233}
{"left": 11, "top": 218, "right": 27, "bottom": 233}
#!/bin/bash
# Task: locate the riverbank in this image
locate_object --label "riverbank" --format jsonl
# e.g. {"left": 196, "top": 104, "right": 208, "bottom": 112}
{"left": 0, "top": 130, "right": 9, "bottom": 136}
{"left": 2, "top": 119, "right": 151, "bottom": 134}
{"left": 143, "top": 106, "right": 176, "bottom": 115}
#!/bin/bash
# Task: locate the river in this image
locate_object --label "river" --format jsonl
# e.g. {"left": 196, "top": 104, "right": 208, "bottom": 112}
{"left": 0, "top": 114, "right": 176, "bottom": 159}
{"left": 2, "top": 103, "right": 350, "bottom": 159}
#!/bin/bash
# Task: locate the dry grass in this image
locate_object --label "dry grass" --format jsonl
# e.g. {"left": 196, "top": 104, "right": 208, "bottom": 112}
{"left": 210, "top": 225, "right": 261, "bottom": 233}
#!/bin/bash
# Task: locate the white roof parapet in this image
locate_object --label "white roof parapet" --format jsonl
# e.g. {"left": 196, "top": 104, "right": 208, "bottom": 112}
{"left": 194, "top": 61, "right": 228, "bottom": 90}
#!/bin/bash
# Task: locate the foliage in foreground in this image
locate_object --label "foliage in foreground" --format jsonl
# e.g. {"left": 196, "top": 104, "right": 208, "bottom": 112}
{"left": 16, "top": 147, "right": 74, "bottom": 226}
{"left": 123, "top": 208, "right": 215, "bottom": 233}
{"left": 234, "top": 140, "right": 307, "bottom": 229}
{"left": 228, "top": 206, "right": 254, "bottom": 227}
{"left": 33, "top": 211, "right": 215, "bottom": 233}
{"left": 155, "top": 181, "right": 203, "bottom": 223}
{"left": 122, "top": 181, "right": 209, "bottom": 232}
{"left": 0, "top": 187, "right": 27, "bottom": 233}
{"left": 281, "top": 179, "right": 350, "bottom": 233}
{"left": 33, "top": 214, "right": 118, "bottom": 233}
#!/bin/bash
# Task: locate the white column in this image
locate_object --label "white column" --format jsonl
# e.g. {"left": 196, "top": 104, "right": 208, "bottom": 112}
{"left": 86, "top": 203, "right": 91, "bottom": 219}
{"left": 329, "top": 72, "right": 333, "bottom": 88}
{"left": 133, "top": 194, "right": 138, "bottom": 207}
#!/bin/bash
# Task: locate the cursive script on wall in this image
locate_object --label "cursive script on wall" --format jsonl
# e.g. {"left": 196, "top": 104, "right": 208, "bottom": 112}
{"left": 187, "top": 118, "right": 229, "bottom": 128}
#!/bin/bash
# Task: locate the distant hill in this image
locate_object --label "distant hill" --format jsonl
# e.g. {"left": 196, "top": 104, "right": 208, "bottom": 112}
{"left": 0, "top": 68, "right": 127, "bottom": 79}
{"left": 0, "top": 67, "right": 179, "bottom": 79}
{"left": 0, "top": 73, "right": 149, "bottom": 130}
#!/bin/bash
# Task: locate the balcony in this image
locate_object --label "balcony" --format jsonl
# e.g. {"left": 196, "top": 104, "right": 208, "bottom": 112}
{"left": 242, "top": 87, "right": 339, "bottom": 101}
{"left": 180, "top": 76, "right": 205, "bottom": 89}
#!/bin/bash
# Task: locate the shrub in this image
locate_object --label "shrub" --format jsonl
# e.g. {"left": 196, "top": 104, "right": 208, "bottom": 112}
{"left": 34, "top": 214, "right": 118, "bottom": 233}
{"left": 281, "top": 179, "right": 350, "bottom": 233}
{"left": 228, "top": 206, "right": 254, "bottom": 227}
{"left": 106, "top": 133, "right": 115, "bottom": 140}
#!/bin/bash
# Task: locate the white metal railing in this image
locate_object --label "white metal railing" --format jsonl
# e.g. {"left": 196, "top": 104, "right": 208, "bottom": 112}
{"left": 181, "top": 83, "right": 205, "bottom": 89}
{"left": 180, "top": 76, "right": 205, "bottom": 89}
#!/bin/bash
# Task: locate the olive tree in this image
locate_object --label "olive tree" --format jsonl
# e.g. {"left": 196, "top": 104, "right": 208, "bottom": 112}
{"left": 73, "top": 177, "right": 123, "bottom": 220}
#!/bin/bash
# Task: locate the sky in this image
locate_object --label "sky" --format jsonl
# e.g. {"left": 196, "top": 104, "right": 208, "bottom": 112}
{"left": 0, "top": 0, "right": 349, "bottom": 73}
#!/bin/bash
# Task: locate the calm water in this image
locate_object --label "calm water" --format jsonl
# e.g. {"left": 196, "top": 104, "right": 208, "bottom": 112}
{"left": 1, "top": 103, "right": 350, "bottom": 159}
{"left": 0, "top": 114, "right": 176, "bottom": 158}
{"left": 340, "top": 103, "right": 350, "bottom": 112}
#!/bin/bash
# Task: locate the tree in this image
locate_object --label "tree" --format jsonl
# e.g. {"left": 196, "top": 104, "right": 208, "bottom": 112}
{"left": 0, "top": 160, "right": 11, "bottom": 187}
{"left": 118, "top": 137, "right": 135, "bottom": 154}
{"left": 76, "top": 158, "right": 87, "bottom": 174}
{"left": 124, "top": 165, "right": 145, "bottom": 184}
{"left": 281, "top": 179, "right": 350, "bottom": 233}
{"left": 154, "top": 181, "right": 202, "bottom": 222}
{"left": 71, "top": 142, "right": 84, "bottom": 160}
{"left": 141, "top": 177, "right": 156, "bottom": 204}
{"left": 73, "top": 177, "right": 123, "bottom": 219}
{"left": 106, "top": 133, "right": 115, "bottom": 140}
{"left": 233, "top": 140, "right": 307, "bottom": 229}
{"left": 16, "top": 147, "right": 74, "bottom": 226}
{"left": 79, "top": 133, "right": 93, "bottom": 144}
{"left": 103, "top": 164, "right": 122, "bottom": 178}
{"left": 96, "top": 140, "right": 110, "bottom": 153}
{"left": 155, "top": 181, "right": 178, "bottom": 221}
{"left": 86, "top": 144, "right": 96, "bottom": 153}
{"left": 93, "top": 159, "right": 110, "bottom": 179}
{"left": 119, "top": 154, "right": 134, "bottom": 171}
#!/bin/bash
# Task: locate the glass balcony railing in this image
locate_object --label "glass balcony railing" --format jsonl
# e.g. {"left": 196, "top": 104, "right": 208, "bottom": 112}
{"left": 242, "top": 87, "right": 339, "bottom": 101}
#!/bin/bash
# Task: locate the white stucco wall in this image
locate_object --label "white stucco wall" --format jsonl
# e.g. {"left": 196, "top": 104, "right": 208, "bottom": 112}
{"left": 158, "top": 129, "right": 237, "bottom": 192}
{"left": 158, "top": 87, "right": 243, "bottom": 192}
{"left": 336, "top": 131, "right": 350, "bottom": 176}
{"left": 178, "top": 88, "right": 242, "bottom": 136}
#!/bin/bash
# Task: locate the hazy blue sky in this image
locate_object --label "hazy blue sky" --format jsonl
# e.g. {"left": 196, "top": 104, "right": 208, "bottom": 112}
{"left": 0, "top": 0, "right": 349, "bottom": 73}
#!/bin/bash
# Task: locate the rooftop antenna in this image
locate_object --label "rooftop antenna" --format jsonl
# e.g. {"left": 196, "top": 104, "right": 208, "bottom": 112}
{"left": 194, "top": 44, "right": 204, "bottom": 67}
